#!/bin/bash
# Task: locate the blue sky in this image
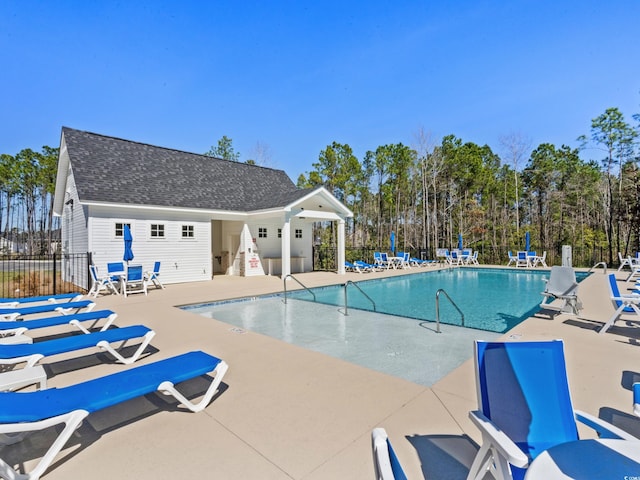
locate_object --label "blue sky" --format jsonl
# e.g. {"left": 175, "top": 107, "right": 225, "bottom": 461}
{"left": 2, "top": 1, "right": 639, "bottom": 180}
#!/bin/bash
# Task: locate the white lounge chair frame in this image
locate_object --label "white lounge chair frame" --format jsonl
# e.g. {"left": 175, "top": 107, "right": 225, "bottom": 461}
{"left": 0, "top": 351, "right": 228, "bottom": 480}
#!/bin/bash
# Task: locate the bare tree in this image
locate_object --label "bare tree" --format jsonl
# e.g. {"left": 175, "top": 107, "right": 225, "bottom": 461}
{"left": 499, "top": 133, "right": 531, "bottom": 235}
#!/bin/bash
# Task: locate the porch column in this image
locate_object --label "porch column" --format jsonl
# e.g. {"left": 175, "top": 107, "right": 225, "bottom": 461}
{"left": 337, "top": 218, "right": 346, "bottom": 274}
{"left": 281, "top": 214, "right": 291, "bottom": 277}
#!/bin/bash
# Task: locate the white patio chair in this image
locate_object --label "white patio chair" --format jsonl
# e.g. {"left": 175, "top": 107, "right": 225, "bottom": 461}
{"left": 88, "top": 264, "right": 118, "bottom": 298}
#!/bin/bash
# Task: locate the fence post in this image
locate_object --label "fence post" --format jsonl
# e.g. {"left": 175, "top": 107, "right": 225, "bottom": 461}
{"left": 87, "top": 252, "right": 93, "bottom": 292}
{"left": 53, "top": 252, "right": 57, "bottom": 294}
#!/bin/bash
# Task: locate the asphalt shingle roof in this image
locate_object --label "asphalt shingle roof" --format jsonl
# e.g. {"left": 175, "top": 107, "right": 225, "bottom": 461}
{"left": 63, "top": 127, "right": 310, "bottom": 211}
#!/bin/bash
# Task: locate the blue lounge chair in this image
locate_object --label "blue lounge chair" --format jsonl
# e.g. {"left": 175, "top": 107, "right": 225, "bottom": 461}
{"left": 634, "top": 383, "right": 640, "bottom": 417}
{"left": 0, "top": 309, "right": 118, "bottom": 339}
{"left": 354, "top": 260, "right": 376, "bottom": 272}
{"left": 0, "top": 300, "right": 96, "bottom": 321}
{"left": 0, "top": 350, "right": 228, "bottom": 480}
{"left": 145, "top": 261, "right": 165, "bottom": 289}
{"left": 515, "top": 251, "right": 529, "bottom": 268}
{"left": 0, "top": 324, "right": 155, "bottom": 368}
{"left": 467, "top": 340, "right": 635, "bottom": 480}
{"left": 0, "top": 293, "right": 83, "bottom": 307}
{"left": 372, "top": 428, "right": 408, "bottom": 480}
{"left": 88, "top": 264, "right": 119, "bottom": 297}
{"left": 122, "top": 265, "right": 148, "bottom": 298}
{"left": 345, "top": 261, "right": 357, "bottom": 272}
{"left": 602, "top": 273, "right": 640, "bottom": 334}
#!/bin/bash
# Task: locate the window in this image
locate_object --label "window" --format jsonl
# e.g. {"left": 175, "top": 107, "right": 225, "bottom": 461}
{"left": 277, "top": 228, "right": 282, "bottom": 238}
{"left": 295, "top": 229, "right": 302, "bottom": 239}
{"left": 150, "top": 224, "right": 165, "bottom": 238}
{"left": 182, "top": 225, "right": 194, "bottom": 238}
{"left": 258, "top": 227, "right": 268, "bottom": 238}
{"left": 115, "top": 222, "right": 131, "bottom": 238}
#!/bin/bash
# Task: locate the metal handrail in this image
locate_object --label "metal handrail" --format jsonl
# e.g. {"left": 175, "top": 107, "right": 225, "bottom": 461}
{"left": 435, "top": 288, "right": 465, "bottom": 333}
{"left": 343, "top": 280, "right": 376, "bottom": 315}
{"left": 283, "top": 274, "right": 316, "bottom": 304}
{"left": 588, "top": 261, "right": 607, "bottom": 274}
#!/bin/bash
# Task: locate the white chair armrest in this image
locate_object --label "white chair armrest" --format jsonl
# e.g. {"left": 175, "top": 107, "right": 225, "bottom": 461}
{"left": 574, "top": 410, "right": 638, "bottom": 440}
{"left": 469, "top": 410, "right": 529, "bottom": 468}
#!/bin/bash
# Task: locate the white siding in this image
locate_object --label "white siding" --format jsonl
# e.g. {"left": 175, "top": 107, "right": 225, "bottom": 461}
{"left": 248, "top": 220, "right": 313, "bottom": 273}
{"left": 88, "top": 206, "right": 212, "bottom": 284}
{"left": 61, "top": 166, "right": 89, "bottom": 288}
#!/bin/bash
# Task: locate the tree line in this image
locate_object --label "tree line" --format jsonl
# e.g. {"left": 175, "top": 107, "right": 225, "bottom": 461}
{"left": 296, "top": 107, "right": 639, "bottom": 267}
{"left": 2, "top": 106, "right": 639, "bottom": 266}
{"left": 0, "top": 147, "right": 59, "bottom": 255}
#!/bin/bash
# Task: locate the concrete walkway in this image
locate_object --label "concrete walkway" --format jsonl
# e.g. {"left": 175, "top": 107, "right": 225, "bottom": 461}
{"left": 5, "top": 266, "right": 640, "bottom": 479}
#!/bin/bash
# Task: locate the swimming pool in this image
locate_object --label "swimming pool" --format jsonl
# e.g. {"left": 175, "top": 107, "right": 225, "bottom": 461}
{"left": 184, "top": 296, "right": 502, "bottom": 386}
{"left": 182, "top": 268, "right": 588, "bottom": 386}
{"left": 285, "top": 267, "right": 589, "bottom": 333}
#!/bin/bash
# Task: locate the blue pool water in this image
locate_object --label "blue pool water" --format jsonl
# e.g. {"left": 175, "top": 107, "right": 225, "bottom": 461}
{"left": 287, "top": 268, "right": 588, "bottom": 333}
{"left": 181, "top": 268, "right": 588, "bottom": 386}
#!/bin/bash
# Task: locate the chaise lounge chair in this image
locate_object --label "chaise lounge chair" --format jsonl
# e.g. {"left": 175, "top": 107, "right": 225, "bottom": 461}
{"left": 507, "top": 251, "right": 517, "bottom": 267}
{"left": 0, "top": 350, "right": 228, "bottom": 480}
{"left": 538, "top": 266, "right": 582, "bottom": 317}
{"left": 0, "top": 324, "right": 155, "bottom": 368}
{"left": 372, "top": 427, "right": 408, "bottom": 480}
{"left": 601, "top": 273, "right": 640, "bottom": 334}
{"left": 0, "top": 293, "right": 83, "bottom": 308}
{"left": 354, "top": 260, "right": 377, "bottom": 272}
{"left": 0, "top": 300, "right": 96, "bottom": 321}
{"left": 0, "top": 310, "right": 118, "bottom": 340}
{"left": 467, "top": 340, "right": 635, "bottom": 480}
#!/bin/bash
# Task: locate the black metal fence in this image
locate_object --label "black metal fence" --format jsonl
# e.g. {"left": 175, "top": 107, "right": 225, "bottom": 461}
{"left": 0, "top": 253, "right": 90, "bottom": 299}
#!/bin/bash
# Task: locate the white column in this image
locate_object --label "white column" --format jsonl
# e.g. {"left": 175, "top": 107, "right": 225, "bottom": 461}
{"left": 281, "top": 214, "right": 291, "bottom": 277}
{"left": 337, "top": 218, "right": 346, "bottom": 274}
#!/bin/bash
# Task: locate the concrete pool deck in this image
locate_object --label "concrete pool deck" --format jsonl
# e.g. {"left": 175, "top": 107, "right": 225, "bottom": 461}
{"left": 7, "top": 265, "right": 640, "bottom": 479}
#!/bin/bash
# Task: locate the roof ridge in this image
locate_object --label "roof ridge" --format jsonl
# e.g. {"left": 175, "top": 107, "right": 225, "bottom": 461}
{"left": 61, "top": 126, "right": 283, "bottom": 173}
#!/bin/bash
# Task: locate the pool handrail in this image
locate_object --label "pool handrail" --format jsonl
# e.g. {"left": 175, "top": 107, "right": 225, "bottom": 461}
{"left": 283, "top": 275, "right": 316, "bottom": 304}
{"left": 343, "top": 280, "right": 376, "bottom": 315}
{"left": 435, "top": 288, "right": 465, "bottom": 333}
{"left": 589, "top": 262, "right": 607, "bottom": 274}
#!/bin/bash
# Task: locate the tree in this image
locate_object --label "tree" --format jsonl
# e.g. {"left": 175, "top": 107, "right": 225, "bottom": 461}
{"left": 580, "top": 107, "right": 638, "bottom": 263}
{"left": 246, "top": 141, "right": 273, "bottom": 166}
{"left": 205, "top": 135, "right": 240, "bottom": 161}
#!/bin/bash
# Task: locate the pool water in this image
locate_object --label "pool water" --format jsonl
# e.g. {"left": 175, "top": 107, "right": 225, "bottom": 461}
{"left": 287, "top": 268, "right": 588, "bottom": 333}
{"left": 184, "top": 296, "right": 502, "bottom": 386}
{"left": 182, "top": 268, "right": 587, "bottom": 386}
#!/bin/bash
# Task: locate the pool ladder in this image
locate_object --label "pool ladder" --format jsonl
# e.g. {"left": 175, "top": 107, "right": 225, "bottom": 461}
{"left": 282, "top": 274, "right": 316, "bottom": 304}
{"left": 343, "top": 280, "right": 376, "bottom": 315}
{"left": 589, "top": 261, "right": 607, "bottom": 274}
{"left": 435, "top": 289, "right": 465, "bottom": 333}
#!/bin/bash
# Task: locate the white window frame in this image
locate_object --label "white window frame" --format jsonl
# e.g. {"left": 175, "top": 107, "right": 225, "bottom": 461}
{"left": 258, "top": 227, "right": 268, "bottom": 238}
{"left": 295, "top": 229, "right": 302, "bottom": 239}
{"left": 114, "top": 222, "right": 131, "bottom": 239}
{"left": 181, "top": 224, "right": 195, "bottom": 239}
{"left": 150, "top": 223, "right": 166, "bottom": 239}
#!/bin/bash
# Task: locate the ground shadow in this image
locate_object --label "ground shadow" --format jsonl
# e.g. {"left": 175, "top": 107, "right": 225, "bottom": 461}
{"left": 598, "top": 406, "right": 640, "bottom": 439}
{"left": 621, "top": 370, "right": 640, "bottom": 390}
{"left": 406, "top": 433, "right": 477, "bottom": 480}
{"left": 0, "top": 375, "right": 228, "bottom": 477}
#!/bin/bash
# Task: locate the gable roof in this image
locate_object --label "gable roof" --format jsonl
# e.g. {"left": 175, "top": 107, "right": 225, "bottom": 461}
{"left": 60, "top": 127, "right": 312, "bottom": 212}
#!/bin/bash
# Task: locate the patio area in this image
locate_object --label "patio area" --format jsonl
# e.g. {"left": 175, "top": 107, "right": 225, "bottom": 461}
{"left": 7, "top": 266, "right": 640, "bottom": 479}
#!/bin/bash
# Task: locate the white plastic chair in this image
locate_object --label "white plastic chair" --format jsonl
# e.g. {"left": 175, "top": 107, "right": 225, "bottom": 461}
{"left": 88, "top": 265, "right": 118, "bottom": 298}
{"left": 145, "top": 261, "right": 165, "bottom": 289}
{"left": 372, "top": 428, "right": 408, "bottom": 480}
